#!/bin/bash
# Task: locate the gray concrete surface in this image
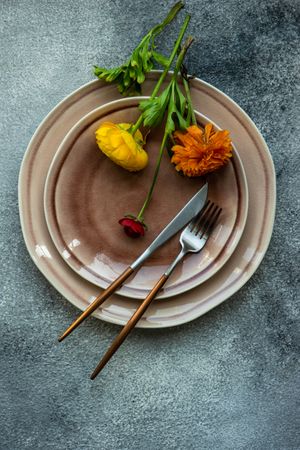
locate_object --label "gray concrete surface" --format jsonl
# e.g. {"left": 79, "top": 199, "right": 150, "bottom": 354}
{"left": 0, "top": 1, "right": 299, "bottom": 449}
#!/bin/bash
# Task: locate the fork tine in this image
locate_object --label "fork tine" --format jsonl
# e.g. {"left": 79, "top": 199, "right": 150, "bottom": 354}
{"left": 198, "top": 204, "right": 219, "bottom": 237}
{"left": 193, "top": 202, "right": 215, "bottom": 235}
{"left": 188, "top": 200, "right": 211, "bottom": 232}
{"left": 199, "top": 206, "right": 222, "bottom": 239}
{"left": 203, "top": 207, "right": 222, "bottom": 238}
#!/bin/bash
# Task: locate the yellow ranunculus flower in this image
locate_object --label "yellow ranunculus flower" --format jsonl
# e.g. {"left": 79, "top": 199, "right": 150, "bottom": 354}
{"left": 95, "top": 122, "right": 148, "bottom": 172}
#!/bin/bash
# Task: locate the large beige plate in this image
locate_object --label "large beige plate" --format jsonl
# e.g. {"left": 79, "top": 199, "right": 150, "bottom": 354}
{"left": 44, "top": 97, "right": 248, "bottom": 299}
{"left": 19, "top": 73, "right": 276, "bottom": 328}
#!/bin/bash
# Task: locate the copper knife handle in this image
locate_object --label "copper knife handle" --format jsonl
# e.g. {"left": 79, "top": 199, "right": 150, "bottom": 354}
{"left": 58, "top": 266, "right": 134, "bottom": 342}
{"left": 90, "top": 273, "right": 168, "bottom": 379}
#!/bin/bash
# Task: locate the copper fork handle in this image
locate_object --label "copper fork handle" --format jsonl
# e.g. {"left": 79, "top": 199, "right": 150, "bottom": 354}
{"left": 90, "top": 273, "right": 168, "bottom": 379}
{"left": 58, "top": 266, "right": 134, "bottom": 342}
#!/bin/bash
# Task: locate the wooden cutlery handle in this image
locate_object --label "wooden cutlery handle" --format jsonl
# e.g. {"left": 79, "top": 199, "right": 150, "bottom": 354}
{"left": 58, "top": 266, "right": 134, "bottom": 342}
{"left": 90, "top": 274, "right": 168, "bottom": 379}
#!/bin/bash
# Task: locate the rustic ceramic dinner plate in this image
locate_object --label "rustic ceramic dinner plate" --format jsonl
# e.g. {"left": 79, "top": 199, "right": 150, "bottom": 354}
{"left": 19, "top": 72, "right": 276, "bottom": 328}
{"left": 44, "top": 97, "right": 248, "bottom": 299}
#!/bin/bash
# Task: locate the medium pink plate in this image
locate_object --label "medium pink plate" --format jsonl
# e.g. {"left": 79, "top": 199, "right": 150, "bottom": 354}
{"left": 44, "top": 97, "right": 248, "bottom": 299}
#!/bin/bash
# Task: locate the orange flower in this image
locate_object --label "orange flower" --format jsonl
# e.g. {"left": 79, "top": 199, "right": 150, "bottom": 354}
{"left": 171, "top": 124, "right": 233, "bottom": 177}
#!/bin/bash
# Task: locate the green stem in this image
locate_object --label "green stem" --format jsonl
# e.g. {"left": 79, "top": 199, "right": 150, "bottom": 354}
{"left": 171, "top": 36, "right": 194, "bottom": 82}
{"left": 136, "top": 131, "right": 169, "bottom": 221}
{"left": 136, "top": 37, "right": 194, "bottom": 222}
{"left": 131, "top": 14, "right": 190, "bottom": 135}
{"left": 151, "top": 16, "right": 190, "bottom": 97}
{"left": 183, "top": 76, "right": 197, "bottom": 125}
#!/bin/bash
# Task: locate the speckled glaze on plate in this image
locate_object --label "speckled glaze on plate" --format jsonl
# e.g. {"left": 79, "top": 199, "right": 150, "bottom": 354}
{"left": 19, "top": 73, "right": 276, "bottom": 328}
{"left": 44, "top": 97, "right": 248, "bottom": 299}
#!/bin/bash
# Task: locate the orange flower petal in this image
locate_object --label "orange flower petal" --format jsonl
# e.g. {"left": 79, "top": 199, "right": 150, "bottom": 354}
{"left": 171, "top": 124, "right": 233, "bottom": 177}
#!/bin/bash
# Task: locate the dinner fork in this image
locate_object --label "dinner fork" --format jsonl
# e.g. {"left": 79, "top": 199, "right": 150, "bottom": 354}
{"left": 90, "top": 201, "right": 222, "bottom": 379}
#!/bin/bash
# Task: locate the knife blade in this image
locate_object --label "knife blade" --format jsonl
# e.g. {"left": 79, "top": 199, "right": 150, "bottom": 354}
{"left": 131, "top": 181, "right": 208, "bottom": 269}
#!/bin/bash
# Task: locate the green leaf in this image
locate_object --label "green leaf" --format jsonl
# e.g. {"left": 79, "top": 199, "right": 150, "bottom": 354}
{"left": 176, "top": 109, "right": 189, "bottom": 130}
{"left": 129, "top": 66, "right": 136, "bottom": 79}
{"left": 93, "top": 66, "right": 123, "bottom": 83}
{"left": 164, "top": 82, "right": 189, "bottom": 135}
{"left": 123, "top": 67, "right": 132, "bottom": 87}
{"left": 152, "top": 51, "right": 169, "bottom": 67}
{"left": 165, "top": 113, "right": 176, "bottom": 136}
{"left": 136, "top": 65, "right": 145, "bottom": 84}
{"left": 130, "top": 48, "right": 140, "bottom": 67}
{"left": 93, "top": 2, "right": 183, "bottom": 96}
{"left": 175, "top": 83, "right": 187, "bottom": 116}
{"left": 139, "top": 86, "right": 171, "bottom": 128}
{"left": 139, "top": 36, "right": 151, "bottom": 68}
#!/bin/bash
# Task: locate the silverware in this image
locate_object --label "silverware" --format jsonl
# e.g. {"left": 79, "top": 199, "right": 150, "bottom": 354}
{"left": 90, "top": 201, "right": 222, "bottom": 379}
{"left": 58, "top": 182, "right": 208, "bottom": 342}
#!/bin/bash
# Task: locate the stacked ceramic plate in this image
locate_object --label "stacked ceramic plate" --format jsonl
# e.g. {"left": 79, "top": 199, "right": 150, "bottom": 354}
{"left": 19, "top": 72, "right": 276, "bottom": 328}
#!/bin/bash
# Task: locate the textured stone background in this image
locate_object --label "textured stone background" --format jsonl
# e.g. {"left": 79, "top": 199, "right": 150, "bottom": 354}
{"left": 0, "top": 0, "right": 299, "bottom": 449}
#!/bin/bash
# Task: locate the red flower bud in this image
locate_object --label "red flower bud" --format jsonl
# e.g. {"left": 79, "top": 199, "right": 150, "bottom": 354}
{"left": 118, "top": 217, "right": 145, "bottom": 238}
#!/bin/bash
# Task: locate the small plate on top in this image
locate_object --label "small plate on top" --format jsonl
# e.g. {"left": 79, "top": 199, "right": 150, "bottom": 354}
{"left": 44, "top": 96, "right": 248, "bottom": 299}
